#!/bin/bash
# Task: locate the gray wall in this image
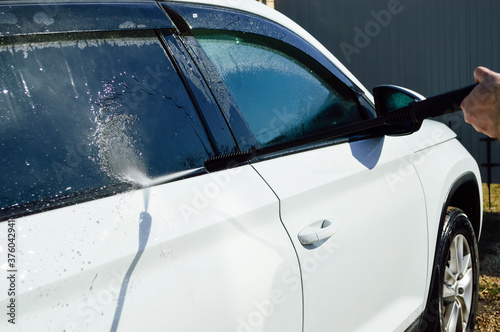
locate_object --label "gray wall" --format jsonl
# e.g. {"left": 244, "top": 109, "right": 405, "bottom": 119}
{"left": 275, "top": 0, "right": 500, "bottom": 183}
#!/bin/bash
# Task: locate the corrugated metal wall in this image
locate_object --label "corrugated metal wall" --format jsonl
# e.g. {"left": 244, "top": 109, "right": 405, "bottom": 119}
{"left": 274, "top": 0, "right": 500, "bottom": 183}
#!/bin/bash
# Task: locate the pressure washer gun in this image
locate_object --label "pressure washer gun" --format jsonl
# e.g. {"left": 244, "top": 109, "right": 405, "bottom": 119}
{"left": 373, "top": 83, "right": 477, "bottom": 129}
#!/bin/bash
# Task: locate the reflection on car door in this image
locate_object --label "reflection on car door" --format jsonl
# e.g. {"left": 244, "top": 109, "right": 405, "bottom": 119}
{"left": 252, "top": 136, "right": 428, "bottom": 331}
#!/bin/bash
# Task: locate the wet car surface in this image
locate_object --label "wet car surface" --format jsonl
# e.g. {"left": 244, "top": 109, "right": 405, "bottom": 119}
{"left": 0, "top": 1, "right": 483, "bottom": 331}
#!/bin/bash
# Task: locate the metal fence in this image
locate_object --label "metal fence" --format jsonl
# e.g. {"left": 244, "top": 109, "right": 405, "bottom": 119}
{"left": 273, "top": 0, "right": 500, "bottom": 183}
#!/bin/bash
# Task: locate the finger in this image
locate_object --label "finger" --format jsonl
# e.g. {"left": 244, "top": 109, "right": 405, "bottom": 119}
{"left": 473, "top": 66, "right": 492, "bottom": 83}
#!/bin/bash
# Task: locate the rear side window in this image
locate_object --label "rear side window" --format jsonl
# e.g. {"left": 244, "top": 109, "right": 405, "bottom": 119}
{"left": 194, "top": 31, "right": 372, "bottom": 148}
{"left": 0, "top": 30, "right": 214, "bottom": 215}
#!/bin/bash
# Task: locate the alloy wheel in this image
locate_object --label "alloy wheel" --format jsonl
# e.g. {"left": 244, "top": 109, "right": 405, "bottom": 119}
{"left": 442, "top": 234, "right": 474, "bottom": 332}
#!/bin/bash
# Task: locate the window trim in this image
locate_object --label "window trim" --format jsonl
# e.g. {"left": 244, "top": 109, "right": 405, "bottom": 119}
{"left": 157, "top": 30, "right": 238, "bottom": 156}
{"left": 177, "top": 33, "right": 258, "bottom": 151}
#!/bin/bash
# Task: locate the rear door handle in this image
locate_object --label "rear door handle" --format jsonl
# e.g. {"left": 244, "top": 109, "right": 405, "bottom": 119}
{"left": 298, "top": 219, "right": 338, "bottom": 246}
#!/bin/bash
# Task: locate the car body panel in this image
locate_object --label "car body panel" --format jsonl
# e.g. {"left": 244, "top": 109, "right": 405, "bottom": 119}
{"left": 403, "top": 121, "right": 482, "bottom": 245}
{"left": 410, "top": 138, "right": 483, "bottom": 299}
{"left": 0, "top": 166, "right": 302, "bottom": 331}
{"left": 403, "top": 119, "right": 457, "bottom": 153}
{"left": 252, "top": 135, "right": 428, "bottom": 331}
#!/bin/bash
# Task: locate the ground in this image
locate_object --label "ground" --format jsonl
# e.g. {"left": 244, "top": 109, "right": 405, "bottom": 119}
{"left": 475, "top": 184, "right": 500, "bottom": 331}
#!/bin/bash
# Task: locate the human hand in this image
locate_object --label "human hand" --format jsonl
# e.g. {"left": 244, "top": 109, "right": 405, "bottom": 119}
{"left": 460, "top": 66, "right": 500, "bottom": 138}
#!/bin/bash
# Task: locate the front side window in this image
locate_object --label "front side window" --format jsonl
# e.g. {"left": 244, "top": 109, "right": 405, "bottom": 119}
{"left": 0, "top": 30, "right": 214, "bottom": 215}
{"left": 194, "top": 31, "right": 372, "bottom": 148}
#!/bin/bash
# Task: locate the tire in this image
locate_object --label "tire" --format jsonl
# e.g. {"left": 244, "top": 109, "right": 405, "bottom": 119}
{"left": 420, "top": 208, "right": 479, "bottom": 332}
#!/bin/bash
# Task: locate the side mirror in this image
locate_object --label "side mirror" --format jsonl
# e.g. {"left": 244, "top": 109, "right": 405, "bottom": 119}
{"left": 373, "top": 85, "right": 425, "bottom": 136}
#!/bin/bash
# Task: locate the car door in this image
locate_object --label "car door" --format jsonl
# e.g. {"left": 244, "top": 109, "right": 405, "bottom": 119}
{"left": 252, "top": 139, "right": 428, "bottom": 331}
{"left": 175, "top": 4, "right": 430, "bottom": 330}
{"left": 0, "top": 5, "right": 301, "bottom": 331}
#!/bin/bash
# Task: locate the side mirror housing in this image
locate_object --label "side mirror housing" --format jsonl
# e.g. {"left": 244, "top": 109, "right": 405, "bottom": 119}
{"left": 373, "top": 85, "right": 426, "bottom": 136}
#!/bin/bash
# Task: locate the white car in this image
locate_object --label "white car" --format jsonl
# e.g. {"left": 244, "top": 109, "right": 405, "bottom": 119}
{"left": 0, "top": 1, "right": 482, "bottom": 331}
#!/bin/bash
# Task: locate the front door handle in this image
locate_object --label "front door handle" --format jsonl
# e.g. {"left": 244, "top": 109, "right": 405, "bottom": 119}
{"left": 298, "top": 219, "right": 338, "bottom": 246}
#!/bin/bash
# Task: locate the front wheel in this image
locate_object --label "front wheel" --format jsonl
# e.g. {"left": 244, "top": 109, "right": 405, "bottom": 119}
{"left": 421, "top": 208, "right": 479, "bottom": 332}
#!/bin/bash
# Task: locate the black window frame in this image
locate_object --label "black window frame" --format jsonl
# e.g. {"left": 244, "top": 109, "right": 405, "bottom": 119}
{"left": 157, "top": 30, "right": 237, "bottom": 156}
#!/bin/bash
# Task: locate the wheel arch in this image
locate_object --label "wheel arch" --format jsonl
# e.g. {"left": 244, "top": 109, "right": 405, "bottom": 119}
{"left": 416, "top": 171, "right": 482, "bottom": 332}
{"left": 442, "top": 172, "right": 482, "bottom": 240}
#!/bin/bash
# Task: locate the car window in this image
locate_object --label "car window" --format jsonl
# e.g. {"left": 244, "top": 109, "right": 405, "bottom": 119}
{"left": 0, "top": 30, "right": 214, "bottom": 215}
{"left": 193, "top": 31, "right": 371, "bottom": 148}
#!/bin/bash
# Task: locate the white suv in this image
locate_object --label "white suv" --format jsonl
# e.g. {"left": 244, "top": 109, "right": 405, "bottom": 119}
{"left": 0, "top": 1, "right": 482, "bottom": 331}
